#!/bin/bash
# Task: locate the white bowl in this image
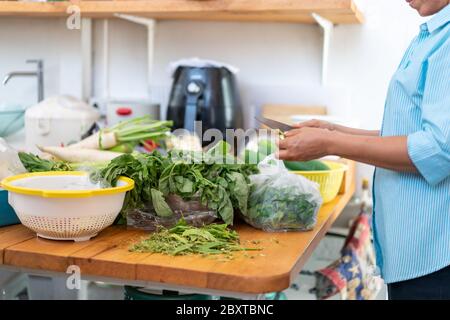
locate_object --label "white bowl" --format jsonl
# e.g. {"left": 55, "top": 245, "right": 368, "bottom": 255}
{"left": 1, "top": 172, "right": 134, "bottom": 242}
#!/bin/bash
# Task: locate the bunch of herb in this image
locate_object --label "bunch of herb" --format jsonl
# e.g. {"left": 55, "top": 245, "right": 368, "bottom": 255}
{"left": 93, "top": 141, "right": 259, "bottom": 225}
{"left": 19, "top": 152, "right": 108, "bottom": 173}
{"left": 91, "top": 152, "right": 165, "bottom": 223}
{"left": 19, "top": 152, "right": 73, "bottom": 172}
{"left": 157, "top": 142, "right": 258, "bottom": 224}
{"left": 130, "top": 219, "right": 259, "bottom": 257}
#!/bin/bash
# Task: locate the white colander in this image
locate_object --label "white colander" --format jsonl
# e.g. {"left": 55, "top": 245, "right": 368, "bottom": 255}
{"left": 1, "top": 172, "right": 134, "bottom": 242}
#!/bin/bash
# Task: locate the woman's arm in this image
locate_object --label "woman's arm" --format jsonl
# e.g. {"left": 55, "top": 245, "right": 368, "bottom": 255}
{"left": 293, "top": 119, "right": 380, "bottom": 136}
{"left": 277, "top": 128, "right": 417, "bottom": 173}
{"left": 327, "top": 133, "right": 416, "bottom": 172}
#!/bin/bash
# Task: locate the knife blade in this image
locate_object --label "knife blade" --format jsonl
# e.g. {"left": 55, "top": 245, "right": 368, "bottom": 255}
{"left": 255, "top": 116, "right": 294, "bottom": 133}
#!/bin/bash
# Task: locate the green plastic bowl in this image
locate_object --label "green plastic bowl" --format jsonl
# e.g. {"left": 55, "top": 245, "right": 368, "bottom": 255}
{"left": 0, "top": 105, "right": 25, "bottom": 137}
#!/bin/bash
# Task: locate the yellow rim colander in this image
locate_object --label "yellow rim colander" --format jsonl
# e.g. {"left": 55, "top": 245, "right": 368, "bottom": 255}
{"left": 1, "top": 171, "right": 134, "bottom": 198}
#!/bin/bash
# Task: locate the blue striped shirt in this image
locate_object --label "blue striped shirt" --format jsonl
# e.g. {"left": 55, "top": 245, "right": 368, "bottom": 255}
{"left": 373, "top": 4, "right": 450, "bottom": 284}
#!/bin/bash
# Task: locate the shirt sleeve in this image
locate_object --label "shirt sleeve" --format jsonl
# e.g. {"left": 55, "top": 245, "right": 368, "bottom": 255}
{"left": 407, "top": 38, "right": 450, "bottom": 186}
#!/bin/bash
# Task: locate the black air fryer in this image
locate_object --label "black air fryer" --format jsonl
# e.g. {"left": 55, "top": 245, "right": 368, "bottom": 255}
{"left": 166, "top": 66, "right": 244, "bottom": 145}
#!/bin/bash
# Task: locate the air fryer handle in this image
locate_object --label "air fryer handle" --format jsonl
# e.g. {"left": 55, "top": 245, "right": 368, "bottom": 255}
{"left": 184, "top": 96, "right": 198, "bottom": 133}
{"left": 184, "top": 80, "right": 203, "bottom": 133}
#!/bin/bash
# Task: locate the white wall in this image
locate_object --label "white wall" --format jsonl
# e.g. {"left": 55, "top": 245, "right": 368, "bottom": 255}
{"left": 0, "top": 0, "right": 425, "bottom": 193}
{"left": 328, "top": 0, "right": 424, "bottom": 185}
{"left": 0, "top": 18, "right": 82, "bottom": 106}
{"left": 91, "top": 18, "right": 325, "bottom": 123}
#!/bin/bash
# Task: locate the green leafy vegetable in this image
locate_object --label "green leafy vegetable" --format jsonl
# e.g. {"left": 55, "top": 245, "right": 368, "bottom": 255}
{"left": 226, "top": 172, "right": 249, "bottom": 215}
{"left": 130, "top": 219, "right": 260, "bottom": 257}
{"left": 150, "top": 188, "right": 174, "bottom": 218}
{"left": 18, "top": 152, "right": 108, "bottom": 173}
{"left": 91, "top": 152, "right": 163, "bottom": 223}
{"left": 92, "top": 143, "right": 258, "bottom": 225}
{"left": 18, "top": 152, "right": 73, "bottom": 172}
{"left": 246, "top": 184, "right": 319, "bottom": 231}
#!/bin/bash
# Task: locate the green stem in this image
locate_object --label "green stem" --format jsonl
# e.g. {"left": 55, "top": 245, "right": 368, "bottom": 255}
{"left": 119, "top": 133, "right": 166, "bottom": 142}
{"left": 71, "top": 161, "right": 108, "bottom": 170}
{"left": 109, "top": 115, "right": 154, "bottom": 131}
{"left": 117, "top": 122, "right": 172, "bottom": 137}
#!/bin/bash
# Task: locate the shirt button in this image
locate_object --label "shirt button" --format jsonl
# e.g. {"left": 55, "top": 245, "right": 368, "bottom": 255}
{"left": 420, "top": 24, "right": 428, "bottom": 32}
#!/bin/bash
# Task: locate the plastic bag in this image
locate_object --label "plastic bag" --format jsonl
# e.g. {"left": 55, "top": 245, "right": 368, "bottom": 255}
{"left": 127, "top": 193, "right": 218, "bottom": 231}
{"left": 0, "top": 138, "right": 26, "bottom": 181}
{"left": 243, "top": 155, "right": 322, "bottom": 232}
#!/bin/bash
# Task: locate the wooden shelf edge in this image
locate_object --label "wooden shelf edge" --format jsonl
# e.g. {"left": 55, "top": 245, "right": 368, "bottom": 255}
{"left": 0, "top": 0, "right": 364, "bottom": 24}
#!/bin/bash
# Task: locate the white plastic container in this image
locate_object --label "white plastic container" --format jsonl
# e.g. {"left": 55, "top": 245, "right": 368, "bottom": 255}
{"left": 25, "top": 95, "right": 100, "bottom": 154}
{"left": 1, "top": 172, "right": 134, "bottom": 242}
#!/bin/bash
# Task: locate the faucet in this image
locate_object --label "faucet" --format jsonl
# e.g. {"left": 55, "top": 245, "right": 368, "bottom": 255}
{"left": 3, "top": 59, "right": 44, "bottom": 102}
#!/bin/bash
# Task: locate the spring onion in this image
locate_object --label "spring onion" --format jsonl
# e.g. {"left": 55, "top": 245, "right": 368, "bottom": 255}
{"left": 68, "top": 116, "right": 173, "bottom": 150}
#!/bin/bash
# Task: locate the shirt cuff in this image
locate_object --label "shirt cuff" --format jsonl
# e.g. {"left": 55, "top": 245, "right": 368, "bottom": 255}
{"left": 407, "top": 131, "right": 450, "bottom": 186}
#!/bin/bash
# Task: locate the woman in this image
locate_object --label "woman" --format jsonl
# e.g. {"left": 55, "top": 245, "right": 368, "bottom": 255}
{"left": 278, "top": 0, "right": 450, "bottom": 300}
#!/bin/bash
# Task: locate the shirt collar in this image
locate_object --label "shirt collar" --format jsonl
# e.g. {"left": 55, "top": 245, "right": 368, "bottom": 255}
{"left": 426, "top": 4, "right": 450, "bottom": 33}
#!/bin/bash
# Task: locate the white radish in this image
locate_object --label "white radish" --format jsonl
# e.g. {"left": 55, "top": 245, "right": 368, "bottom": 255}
{"left": 67, "top": 131, "right": 118, "bottom": 150}
{"left": 37, "top": 146, "right": 122, "bottom": 163}
{"left": 67, "top": 117, "right": 172, "bottom": 151}
{"left": 67, "top": 132, "right": 100, "bottom": 149}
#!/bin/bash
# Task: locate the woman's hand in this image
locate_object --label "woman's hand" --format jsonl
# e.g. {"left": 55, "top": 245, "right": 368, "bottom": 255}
{"left": 293, "top": 119, "right": 337, "bottom": 131}
{"left": 276, "top": 127, "right": 333, "bottom": 161}
{"left": 294, "top": 119, "right": 380, "bottom": 137}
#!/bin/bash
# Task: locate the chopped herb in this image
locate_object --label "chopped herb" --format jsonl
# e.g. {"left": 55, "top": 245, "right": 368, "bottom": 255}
{"left": 130, "top": 220, "right": 261, "bottom": 257}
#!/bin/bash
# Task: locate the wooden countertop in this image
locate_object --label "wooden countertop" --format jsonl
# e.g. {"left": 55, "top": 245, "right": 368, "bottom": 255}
{"left": 0, "top": 179, "right": 354, "bottom": 294}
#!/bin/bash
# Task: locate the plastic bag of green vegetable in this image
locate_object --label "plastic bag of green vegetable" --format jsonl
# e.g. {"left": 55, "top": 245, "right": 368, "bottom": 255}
{"left": 243, "top": 156, "right": 322, "bottom": 232}
{"left": 126, "top": 193, "right": 218, "bottom": 231}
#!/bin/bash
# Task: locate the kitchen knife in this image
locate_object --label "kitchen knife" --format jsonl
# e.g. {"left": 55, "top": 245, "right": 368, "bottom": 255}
{"left": 255, "top": 116, "right": 294, "bottom": 133}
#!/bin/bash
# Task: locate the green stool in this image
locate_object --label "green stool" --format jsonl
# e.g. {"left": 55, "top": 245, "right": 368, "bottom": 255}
{"left": 265, "top": 292, "right": 287, "bottom": 300}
